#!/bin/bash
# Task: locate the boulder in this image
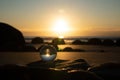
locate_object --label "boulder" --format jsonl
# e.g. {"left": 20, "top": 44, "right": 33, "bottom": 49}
{"left": 102, "top": 39, "right": 114, "bottom": 46}
{"left": 88, "top": 62, "right": 120, "bottom": 80}
{"left": 0, "top": 22, "right": 25, "bottom": 51}
{"left": 31, "top": 37, "right": 44, "bottom": 44}
{"left": 63, "top": 47, "right": 73, "bottom": 51}
{"left": 88, "top": 38, "right": 102, "bottom": 45}
{"left": 52, "top": 38, "right": 65, "bottom": 44}
{"left": 68, "top": 70, "right": 103, "bottom": 80}
{"left": 72, "top": 39, "right": 82, "bottom": 44}
{"left": 0, "top": 64, "right": 29, "bottom": 80}
{"left": 116, "top": 39, "right": 120, "bottom": 46}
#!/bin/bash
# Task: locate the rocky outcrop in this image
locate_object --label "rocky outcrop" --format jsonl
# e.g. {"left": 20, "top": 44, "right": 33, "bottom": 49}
{"left": 0, "top": 22, "right": 25, "bottom": 51}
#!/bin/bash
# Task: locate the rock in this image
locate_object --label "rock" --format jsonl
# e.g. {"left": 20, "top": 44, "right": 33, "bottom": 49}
{"left": 72, "top": 59, "right": 87, "bottom": 63}
{"left": 65, "top": 59, "right": 90, "bottom": 70}
{"left": 0, "top": 64, "right": 29, "bottom": 80}
{"left": 68, "top": 70, "right": 103, "bottom": 80}
{"left": 73, "top": 49, "right": 86, "bottom": 52}
{"left": 52, "top": 38, "right": 65, "bottom": 44}
{"left": 28, "top": 68, "right": 68, "bottom": 80}
{"left": 88, "top": 62, "right": 120, "bottom": 80}
{"left": 102, "top": 39, "right": 114, "bottom": 46}
{"left": 62, "top": 47, "right": 85, "bottom": 52}
{"left": 0, "top": 22, "right": 25, "bottom": 51}
{"left": 116, "top": 39, "right": 120, "bottom": 46}
{"left": 27, "top": 59, "right": 69, "bottom": 69}
{"left": 63, "top": 47, "right": 73, "bottom": 51}
{"left": 31, "top": 37, "right": 44, "bottom": 44}
{"left": 72, "top": 39, "right": 82, "bottom": 44}
{"left": 27, "top": 59, "right": 90, "bottom": 71}
{"left": 88, "top": 38, "right": 102, "bottom": 45}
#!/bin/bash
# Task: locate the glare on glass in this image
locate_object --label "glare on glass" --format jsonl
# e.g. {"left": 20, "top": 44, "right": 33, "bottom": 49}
{"left": 39, "top": 45, "right": 57, "bottom": 61}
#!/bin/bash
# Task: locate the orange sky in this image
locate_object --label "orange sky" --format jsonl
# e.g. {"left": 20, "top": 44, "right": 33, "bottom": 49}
{"left": 0, "top": 0, "right": 120, "bottom": 37}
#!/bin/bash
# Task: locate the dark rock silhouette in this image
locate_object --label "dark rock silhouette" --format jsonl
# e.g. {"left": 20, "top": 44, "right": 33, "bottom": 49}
{"left": 0, "top": 64, "right": 29, "bottom": 80}
{"left": 62, "top": 47, "right": 85, "bottom": 52}
{"left": 0, "top": 22, "right": 25, "bottom": 51}
{"left": 72, "top": 39, "right": 82, "bottom": 44}
{"left": 31, "top": 37, "right": 44, "bottom": 44}
{"left": 73, "top": 49, "right": 86, "bottom": 52}
{"left": 68, "top": 70, "right": 103, "bottom": 80}
{"left": 28, "top": 59, "right": 90, "bottom": 70}
{"left": 28, "top": 68, "right": 68, "bottom": 80}
{"left": 0, "top": 62, "right": 104, "bottom": 80}
{"left": 102, "top": 39, "right": 114, "bottom": 46}
{"left": 88, "top": 62, "right": 120, "bottom": 80}
{"left": 88, "top": 38, "right": 102, "bottom": 45}
{"left": 74, "top": 59, "right": 87, "bottom": 63}
{"left": 116, "top": 39, "right": 120, "bottom": 46}
{"left": 63, "top": 47, "right": 73, "bottom": 51}
{"left": 52, "top": 38, "right": 65, "bottom": 44}
{"left": 66, "top": 59, "right": 90, "bottom": 70}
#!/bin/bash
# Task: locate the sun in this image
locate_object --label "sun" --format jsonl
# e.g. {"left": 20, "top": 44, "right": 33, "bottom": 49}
{"left": 53, "top": 17, "right": 69, "bottom": 38}
{"left": 53, "top": 18, "right": 68, "bottom": 32}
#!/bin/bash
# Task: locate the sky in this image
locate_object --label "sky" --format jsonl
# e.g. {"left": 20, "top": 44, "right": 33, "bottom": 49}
{"left": 0, "top": 0, "right": 120, "bottom": 37}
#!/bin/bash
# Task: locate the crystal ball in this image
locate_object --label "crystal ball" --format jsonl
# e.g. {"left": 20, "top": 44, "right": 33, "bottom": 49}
{"left": 39, "top": 45, "right": 57, "bottom": 61}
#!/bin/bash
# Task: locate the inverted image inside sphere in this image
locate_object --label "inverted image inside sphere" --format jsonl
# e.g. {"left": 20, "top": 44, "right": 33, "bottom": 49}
{"left": 39, "top": 45, "right": 57, "bottom": 61}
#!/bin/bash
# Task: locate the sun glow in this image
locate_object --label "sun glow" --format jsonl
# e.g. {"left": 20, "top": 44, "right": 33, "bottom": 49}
{"left": 53, "top": 17, "right": 69, "bottom": 38}
{"left": 54, "top": 18, "right": 68, "bottom": 32}
{"left": 59, "top": 35, "right": 64, "bottom": 38}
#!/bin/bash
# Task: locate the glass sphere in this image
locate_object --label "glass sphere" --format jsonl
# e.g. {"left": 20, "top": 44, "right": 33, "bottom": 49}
{"left": 39, "top": 45, "right": 57, "bottom": 61}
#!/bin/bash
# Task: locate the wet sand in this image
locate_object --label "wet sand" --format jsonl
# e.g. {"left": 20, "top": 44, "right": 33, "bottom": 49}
{"left": 0, "top": 52, "right": 120, "bottom": 66}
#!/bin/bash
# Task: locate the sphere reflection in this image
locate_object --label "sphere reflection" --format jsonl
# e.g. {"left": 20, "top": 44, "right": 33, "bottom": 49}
{"left": 39, "top": 45, "right": 57, "bottom": 61}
